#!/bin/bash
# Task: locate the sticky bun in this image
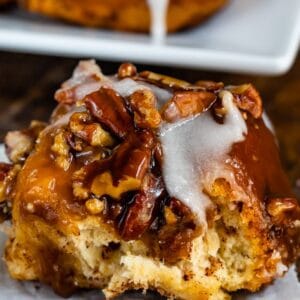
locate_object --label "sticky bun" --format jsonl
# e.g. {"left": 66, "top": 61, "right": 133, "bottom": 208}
{"left": 1, "top": 61, "right": 299, "bottom": 300}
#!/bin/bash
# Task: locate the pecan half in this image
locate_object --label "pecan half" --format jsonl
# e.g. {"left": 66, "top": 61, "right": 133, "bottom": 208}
{"left": 129, "top": 90, "right": 161, "bottom": 129}
{"left": 84, "top": 87, "right": 133, "bottom": 139}
{"left": 111, "top": 131, "right": 154, "bottom": 181}
{"left": 73, "top": 131, "right": 155, "bottom": 200}
{"left": 227, "top": 84, "right": 262, "bottom": 118}
{"left": 51, "top": 129, "right": 72, "bottom": 171}
{"left": 69, "top": 111, "right": 114, "bottom": 147}
{"left": 118, "top": 63, "right": 137, "bottom": 79}
{"left": 119, "top": 174, "right": 164, "bottom": 240}
{"left": 161, "top": 91, "right": 216, "bottom": 122}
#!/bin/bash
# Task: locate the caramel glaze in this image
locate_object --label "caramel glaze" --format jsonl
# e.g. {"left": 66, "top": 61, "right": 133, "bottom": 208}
{"left": 16, "top": 133, "right": 86, "bottom": 229}
{"left": 230, "top": 115, "right": 300, "bottom": 263}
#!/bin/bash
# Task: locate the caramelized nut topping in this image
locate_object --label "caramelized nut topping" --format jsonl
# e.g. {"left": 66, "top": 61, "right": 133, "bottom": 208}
{"left": 161, "top": 91, "right": 216, "bottom": 122}
{"left": 119, "top": 174, "right": 164, "bottom": 240}
{"left": 227, "top": 84, "right": 263, "bottom": 118}
{"left": 51, "top": 129, "right": 72, "bottom": 171}
{"left": 69, "top": 112, "right": 114, "bottom": 147}
{"left": 84, "top": 87, "right": 133, "bottom": 139}
{"left": 111, "top": 131, "right": 154, "bottom": 181}
{"left": 118, "top": 63, "right": 137, "bottom": 79}
{"left": 71, "top": 130, "right": 155, "bottom": 201}
{"left": 129, "top": 90, "right": 161, "bottom": 129}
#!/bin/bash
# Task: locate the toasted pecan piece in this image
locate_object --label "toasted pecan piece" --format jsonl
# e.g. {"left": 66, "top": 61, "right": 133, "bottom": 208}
{"left": 84, "top": 87, "right": 133, "bottom": 139}
{"left": 129, "top": 90, "right": 161, "bottom": 129}
{"left": 161, "top": 91, "right": 216, "bottom": 122}
{"left": 227, "top": 84, "right": 263, "bottom": 118}
{"left": 118, "top": 63, "right": 137, "bottom": 79}
{"left": 119, "top": 173, "right": 164, "bottom": 240}
{"left": 69, "top": 111, "right": 114, "bottom": 147}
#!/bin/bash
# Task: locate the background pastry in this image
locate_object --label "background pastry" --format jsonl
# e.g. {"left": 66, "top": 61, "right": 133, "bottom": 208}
{"left": 20, "top": 0, "right": 228, "bottom": 33}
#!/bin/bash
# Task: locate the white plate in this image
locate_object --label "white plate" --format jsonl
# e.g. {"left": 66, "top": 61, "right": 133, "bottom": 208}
{"left": 0, "top": 0, "right": 300, "bottom": 75}
{"left": 0, "top": 146, "right": 300, "bottom": 299}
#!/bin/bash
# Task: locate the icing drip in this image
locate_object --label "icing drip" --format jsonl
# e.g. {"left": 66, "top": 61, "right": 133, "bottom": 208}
{"left": 147, "top": 0, "right": 169, "bottom": 44}
{"left": 112, "top": 78, "right": 172, "bottom": 103}
{"left": 159, "top": 91, "right": 248, "bottom": 224}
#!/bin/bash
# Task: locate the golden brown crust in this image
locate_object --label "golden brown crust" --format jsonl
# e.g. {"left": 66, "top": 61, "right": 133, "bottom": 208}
{"left": 20, "top": 0, "right": 228, "bottom": 32}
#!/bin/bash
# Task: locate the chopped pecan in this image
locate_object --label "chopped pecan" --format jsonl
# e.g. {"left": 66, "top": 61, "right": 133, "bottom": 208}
{"left": 227, "top": 84, "right": 262, "bottom": 118}
{"left": 111, "top": 131, "right": 154, "bottom": 181}
{"left": 69, "top": 111, "right": 114, "bottom": 147}
{"left": 51, "top": 129, "right": 72, "bottom": 171}
{"left": 84, "top": 87, "right": 134, "bottom": 139}
{"left": 267, "top": 197, "right": 300, "bottom": 225}
{"left": 118, "top": 63, "right": 137, "bottom": 79}
{"left": 129, "top": 90, "right": 161, "bottom": 129}
{"left": 119, "top": 174, "right": 164, "bottom": 240}
{"left": 161, "top": 91, "right": 216, "bottom": 122}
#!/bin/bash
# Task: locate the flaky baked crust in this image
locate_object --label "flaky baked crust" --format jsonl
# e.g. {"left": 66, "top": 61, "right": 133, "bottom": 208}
{"left": 20, "top": 0, "right": 228, "bottom": 32}
{"left": 1, "top": 61, "right": 300, "bottom": 300}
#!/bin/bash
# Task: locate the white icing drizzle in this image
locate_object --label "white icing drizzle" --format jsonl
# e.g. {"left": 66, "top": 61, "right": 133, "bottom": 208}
{"left": 109, "top": 77, "right": 172, "bottom": 104}
{"left": 147, "top": 0, "right": 169, "bottom": 44}
{"left": 262, "top": 112, "right": 275, "bottom": 134}
{"left": 159, "top": 91, "right": 248, "bottom": 224}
